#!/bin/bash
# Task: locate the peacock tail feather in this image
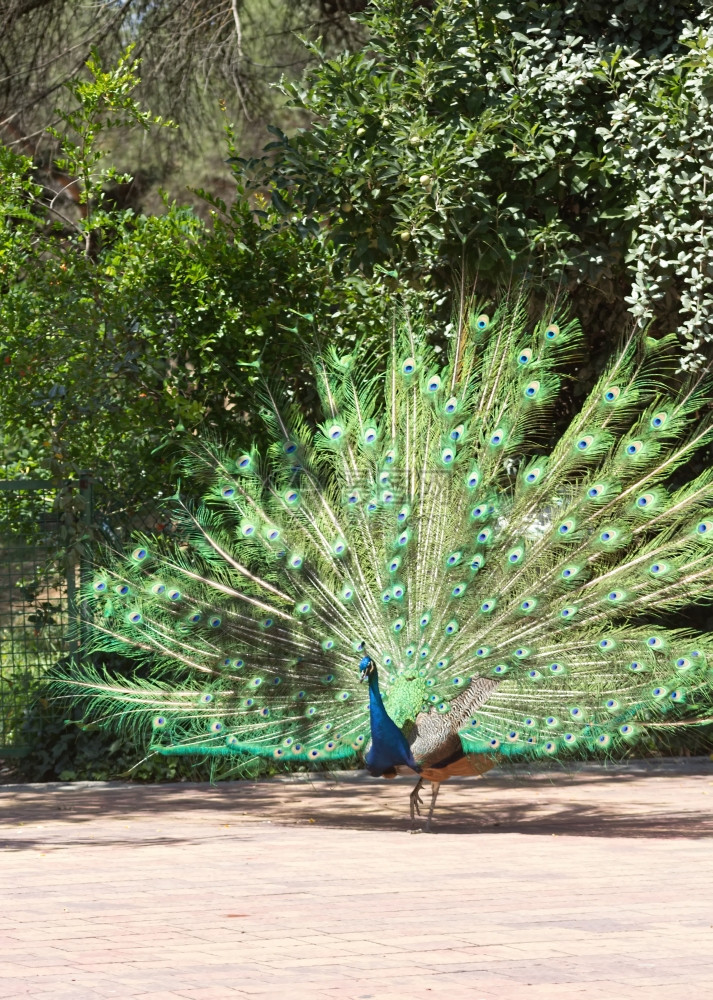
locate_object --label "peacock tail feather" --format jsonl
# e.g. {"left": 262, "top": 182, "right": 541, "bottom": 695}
{"left": 55, "top": 292, "right": 713, "bottom": 767}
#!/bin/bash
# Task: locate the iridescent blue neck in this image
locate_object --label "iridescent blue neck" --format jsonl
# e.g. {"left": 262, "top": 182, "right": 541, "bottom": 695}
{"left": 364, "top": 664, "right": 420, "bottom": 777}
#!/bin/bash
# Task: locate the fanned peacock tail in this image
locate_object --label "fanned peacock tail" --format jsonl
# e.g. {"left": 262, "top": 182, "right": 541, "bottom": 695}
{"left": 56, "top": 291, "right": 713, "bottom": 767}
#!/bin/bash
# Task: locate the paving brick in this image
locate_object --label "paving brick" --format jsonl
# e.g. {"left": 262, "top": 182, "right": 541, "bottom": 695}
{"left": 1, "top": 759, "right": 712, "bottom": 998}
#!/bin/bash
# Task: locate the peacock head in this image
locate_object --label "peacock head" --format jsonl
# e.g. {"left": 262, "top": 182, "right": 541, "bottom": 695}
{"left": 359, "top": 655, "right": 375, "bottom": 683}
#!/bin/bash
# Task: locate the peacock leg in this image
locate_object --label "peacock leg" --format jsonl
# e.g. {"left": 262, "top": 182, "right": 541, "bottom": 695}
{"left": 409, "top": 777, "right": 424, "bottom": 825}
{"left": 424, "top": 781, "right": 441, "bottom": 832}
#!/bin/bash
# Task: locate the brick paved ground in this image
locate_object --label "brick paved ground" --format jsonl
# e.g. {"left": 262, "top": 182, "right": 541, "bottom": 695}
{"left": 1, "top": 758, "right": 713, "bottom": 1000}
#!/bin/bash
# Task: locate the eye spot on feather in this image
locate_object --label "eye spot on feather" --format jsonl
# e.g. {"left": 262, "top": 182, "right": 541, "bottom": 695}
{"left": 596, "top": 734, "right": 611, "bottom": 747}
{"left": 518, "top": 349, "right": 532, "bottom": 365}
{"left": 475, "top": 646, "right": 490, "bottom": 657}
{"left": 598, "top": 638, "right": 615, "bottom": 650}
{"left": 697, "top": 520, "right": 713, "bottom": 535}
{"left": 626, "top": 440, "right": 643, "bottom": 456}
{"left": 587, "top": 484, "right": 604, "bottom": 499}
{"left": 477, "top": 528, "right": 492, "bottom": 544}
{"left": 475, "top": 313, "right": 489, "bottom": 330}
{"left": 637, "top": 493, "right": 655, "bottom": 509}
{"left": 288, "top": 554, "right": 303, "bottom": 569}
{"left": 544, "top": 323, "right": 559, "bottom": 340}
{"left": 607, "top": 590, "right": 625, "bottom": 602}
{"left": 652, "top": 686, "right": 668, "bottom": 699}
{"left": 650, "top": 411, "right": 667, "bottom": 429}
{"left": 261, "top": 617, "right": 274, "bottom": 628}
{"left": 470, "top": 504, "right": 486, "bottom": 519}
{"left": 480, "top": 600, "right": 496, "bottom": 613}
{"left": 493, "top": 663, "right": 509, "bottom": 675}
{"left": 524, "top": 466, "right": 542, "bottom": 484}
{"left": 444, "top": 396, "right": 458, "bottom": 414}
{"left": 646, "top": 636, "right": 664, "bottom": 649}
{"left": 367, "top": 500, "right": 378, "bottom": 513}
{"left": 393, "top": 618, "right": 404, "bottom": 633}
{"left": 466, "top": 469, "right": 480, "bottom": 488}
{"left": 450, "top": 424, "right": 465, "bottom": 441}
{"left": 114, "top": 584, "right": 130, "bottom": 596}
{"left": 506, "top": 730, "right": 519, "bottom": 741}
{"left": 451, "top": 583, "right": 467, "bottom": 597}
{"left": 436, "top": 657, "right": 449, "bottom": 669}
{"left": 560, "top": 606, "right": 577, "bottom": 618}
{"left": 603, "top": 386, "right": 620, "bottom": 402}
{"left": 153, "top": 716, "right": 167, "bottom": 728}
{"left": 402, "top": 357, "right": 416, "bottom": 375}
{"left": 570, "top": 707, "right": 583, "bottom": 719}
{"left": 605, "top": 698, "right": 620, "bottom": 711}
{"left": 187, "top": 612, "right": 202, "bottom": 623}
{"left": 563, "top": 733, "right": 577, "bottom": 744}
{"left": 127, "top": 611, "right": 142, "bottom": 624}
{"left": 441, "top": 446, "right": 455, "bottom": 464}
{"left": 650, "top": 562, "right": 668, "bottom": 576}
{"left": 619, "top": 724, "right": 635, "bottom": 737}
{"left": 670, "top": 690, "right": 686, "bottom": 703}
{"left": 470, "top": 555, "right": 484, "bottom": 571}
{"left": 527, "top": 669, "right": 542, "bottom": 681}
{"left": 283, "top": 441, "right": 297, "bottom": 454}
{"left": 167, "top": 589, "right": 181, "bottom": 601}
{"left": 363, "top": 427, "right": 378, "bottom": 444}
{"left": 523, "top": 717, "right": 536, "bottom": 728}
{"left": 426, "top": 375, "right": 441, "bottom": 392}
{"left": 93, "top": 580, "right": 107, "bottom": 593}
{"left": 283, "top": 489, "right": 300, "bottom": 505}
{"left": 347, "top": 491, "right": 359, "bottom": 504}
{"left": 291, "top": 743, "right": 303, "bottom": 754}
{"left": 131, "top": 547, "right": 148, "bottom": 562}
{"left": 575, "top": 436, "right": 593, "bottom": 451}
{"left": 558, "top": 519, "right": 575, "bottom": 535}
{"left": 524, "top": 380, "right": 540, "bottom": 398}
{"left": 221, "top": 485, "right": 236, "bottom": 498}
{"left": 599, "top": 529, "right": 616, "bottom": 543}
{"left": 238, "top": 454, "right": 251, "bottom": 469}
{"left": 549, "top": 663, "right": 565, "bottom": 675}
{"left": 520, "top": 598, "right": 537, "bottom": 612}
{"left": 628, "top": 661, "right": 645, "bottom": 672}
{"left": 446, "top": 550, "right": 462, "bottom": 566}
{"left": 445, "top": 619, "right": 459, "bottom": 634}
{"left": 490, "top": 429, "right": 504, "bottom": 446}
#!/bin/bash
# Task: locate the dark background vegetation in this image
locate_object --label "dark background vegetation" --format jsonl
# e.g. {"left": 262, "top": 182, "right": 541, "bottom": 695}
{"left": 2, "top": 0, "right": 712, "bottom": 779}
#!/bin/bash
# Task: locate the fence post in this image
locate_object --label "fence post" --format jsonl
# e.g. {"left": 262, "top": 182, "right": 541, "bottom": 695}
{"left": 66, "top": 473, "right": 92, "bottom": 662}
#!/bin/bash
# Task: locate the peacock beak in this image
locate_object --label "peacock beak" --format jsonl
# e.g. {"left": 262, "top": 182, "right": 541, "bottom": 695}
{"left": 359, "top": 669, "right": 368, "bottom": 683}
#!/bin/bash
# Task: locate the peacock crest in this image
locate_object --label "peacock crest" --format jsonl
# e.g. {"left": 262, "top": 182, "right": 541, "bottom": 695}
{"left": 58, "top": 293, "right": 713, "bottom": 775}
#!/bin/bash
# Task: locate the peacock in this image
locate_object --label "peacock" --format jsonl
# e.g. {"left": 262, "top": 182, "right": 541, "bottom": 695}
{"left": 57, "top": 290, "right": 713, "bottom": 830}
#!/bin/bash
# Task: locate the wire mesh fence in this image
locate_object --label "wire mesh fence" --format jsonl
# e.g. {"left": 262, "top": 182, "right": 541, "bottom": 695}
{"left": 0, "top": 473, "right": 172, "bottom": 757}
{"left": 0, "top": 477, "right": 87, "bottom": 755}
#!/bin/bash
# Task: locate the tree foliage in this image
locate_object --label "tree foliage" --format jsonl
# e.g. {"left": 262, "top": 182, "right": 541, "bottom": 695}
{"left": 254, "top": 0, "right": 713, "bottom": 364}
{"left": 0, "top": 52, "right": 395, "bottom": 502}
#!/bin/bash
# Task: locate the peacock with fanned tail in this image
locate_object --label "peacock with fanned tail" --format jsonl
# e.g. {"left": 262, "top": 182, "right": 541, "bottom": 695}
{"left": 57, "top": 292, "right": 713, "bottom": 829}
